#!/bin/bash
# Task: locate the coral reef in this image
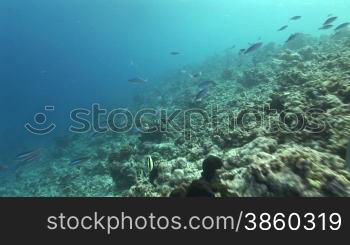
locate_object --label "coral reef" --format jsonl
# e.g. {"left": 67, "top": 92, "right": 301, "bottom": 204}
{"left": 1, "top": 34, "right": 350, "bottom": 197}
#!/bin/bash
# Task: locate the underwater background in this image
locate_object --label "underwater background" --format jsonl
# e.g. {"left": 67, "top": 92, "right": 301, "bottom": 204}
{"left": 1, "top": 0, "right": 350, "bottom": 196}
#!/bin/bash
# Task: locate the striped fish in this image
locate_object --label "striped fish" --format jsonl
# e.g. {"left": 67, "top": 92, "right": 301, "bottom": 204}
{"left": 70, "top": 157, "right": 90, "bottom": 166}
{"left": 147, "top": 156, "right": 154, "bottom": 172}
{"left": 15, "top": 149, "right": 42, "bottom": 163}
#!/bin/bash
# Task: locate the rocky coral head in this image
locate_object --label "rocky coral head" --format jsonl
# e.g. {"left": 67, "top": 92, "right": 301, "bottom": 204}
{"left": 202, "top": 155, "right": 224, "bottom": 182}
{"left": 185, "top": 180, "right": 215, "bottom": 197}
{"left": 169, "top": 185, "right": 187, "bottom": 197}
{"left": 270, "top": 93, "right": 285, "bottom": 112}
{"left": 169, "top": 180, "right": 215, "bottom": 197}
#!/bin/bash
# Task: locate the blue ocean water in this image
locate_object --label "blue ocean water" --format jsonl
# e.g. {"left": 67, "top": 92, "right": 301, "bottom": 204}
{"left": 1, "top": 0, "right": 350, "bottom": 196}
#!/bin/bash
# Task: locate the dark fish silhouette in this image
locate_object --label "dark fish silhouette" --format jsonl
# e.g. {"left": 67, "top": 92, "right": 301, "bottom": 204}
{"left": 170, "top": 51, "right": 180, "bottom": 55}
{"left": 334, "top": 22, "right": 350, "bottom": 31}
{"left": 199, "top": 80, "right": 216, "bottom": 89}
{"left": 286, "top": 33, "right": 301, "bottom": 43}
{"left": 323, "top": 16, "right": 337, "bottom": 26}
{"left": 244, "top": 42, "right": 263, "bottom": 54}
{"left": 290, "top": 16, "right": 302, "bottom": 20}
{"left": 189, "top": 72, "right": 202, "bottom": 79}
{"left": 194, "top": 87, "right": 209, "bottom": 102}
{"left": 319, "top": 24, "right": 333, "bottom": 30}
{"left": 149, "top": 166, "right": 159, "bottom": 185}
{"left": 278, "top": 25, "right": 288, "bottom": 31}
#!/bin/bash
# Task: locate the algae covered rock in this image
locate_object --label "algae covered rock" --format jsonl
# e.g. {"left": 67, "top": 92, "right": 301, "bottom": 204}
{"left": 216, "top": 145, "right": 350, "bottom": 197}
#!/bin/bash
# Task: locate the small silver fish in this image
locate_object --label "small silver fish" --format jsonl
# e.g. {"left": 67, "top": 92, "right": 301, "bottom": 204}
{"left": 244, "top": 42, "right": 263, "bottom": 54}
{"left": 15, "top": 149, "right": 42, "bottom": 163}
{"left": 128, "top": 77, "right": 148, "bottom": 83}
{"left": 286, "top": 33, "right": 301, "bottom": 43}
{"left": 319, "top": 24, "right": 333, "bottom": 30}
{"left": 334, "top": 22, "right": 350, "bottom": 31}
{"left": 70, "top": 157, "right": 90, "bottom": 166}
{"left": 278, "top": 25, "right": 288, "bottom": 31}
{"left": 290, "top": 16, "right": 302, "bottom": 20}
{"left": 323, "top": 16, "right": 337, "bottom": 26}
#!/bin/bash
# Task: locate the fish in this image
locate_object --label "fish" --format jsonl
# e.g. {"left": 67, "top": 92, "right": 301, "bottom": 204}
{"left": 239, "top": 49, "right": 246, "bottom": 55}
{"left": 285, "top": 33, "right": 301, "bottom": 43}
{"left": 149, "top": 167, "right": 159, "bottom": 185}
{"left": 15, "top": 149, "right": 42, "bottom": 163}
{"left": 290, "top": 16, "right": 302, "bottom": 20}
{"left": 244, "top": 42, "right": 263, "bottom": 54}
{"left": 323, "top": 16, "right": 338, "bottom": 26}
{"left": 319, "top": 24, "right": 334, "bottom": 30}
{"left": 128, "top": 77, "right": 148, "bottom": 83}
{"left": 146, "top": 155, "right": 159, "bottom": 185}
{"left": 170, "top": 51, "right": 180, "bottom": 55}
{"left": 230, "top": 45, "right": 236, "bottom": 49}
{"left": 131, "top": 127, "right": 141, "bottom": 134}
{"left": 199, "top": 80, "right": 216, "bottom": 89}
{"left": 278, "top": 25, "right": 288, "bottom": 31}
{"left": 15, "top": 150, "right": 36, "bottom": 161}
{"left": 23, "top": 153, "right": 40, "bottom": 163}
{"left": 70, "top": 157, "right": 90, "bottom": 166}
{"left": 147, "top": 155, "right": 154, "bottom": 171}
{"left": 189, "top": 72, "right": 202, "bottom": 79}
{"left": 194, "top": 87, "right": 209, "bottom": 102}
{"left": 334, "top": 22, "right": 350, "bottom": 32}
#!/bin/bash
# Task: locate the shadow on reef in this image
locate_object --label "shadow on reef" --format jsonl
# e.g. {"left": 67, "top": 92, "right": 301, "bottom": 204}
{"left": 108, "top": 145, "right": 137, "bottom": 189}
{"left": 169, "top": 155, "right": 225, "bottom": 197}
